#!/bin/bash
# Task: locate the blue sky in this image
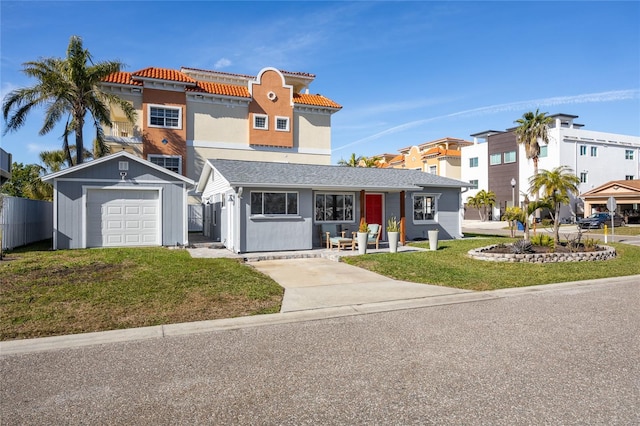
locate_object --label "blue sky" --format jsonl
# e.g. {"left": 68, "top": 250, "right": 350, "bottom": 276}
{"left": 1, "top": 1, "right": 639, "bottom": 167}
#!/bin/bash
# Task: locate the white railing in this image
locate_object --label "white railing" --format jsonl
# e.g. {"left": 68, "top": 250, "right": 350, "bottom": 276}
{"left": 107, "top": 121, "right": 136, "bottom": 138}
{"left": 0, "top": 195, "right": 53, "bottom": 250}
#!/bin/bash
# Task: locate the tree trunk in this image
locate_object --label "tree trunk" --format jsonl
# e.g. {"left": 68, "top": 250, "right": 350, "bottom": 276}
{"left": 75, "top": 114, "right": 85, "bottom": 165}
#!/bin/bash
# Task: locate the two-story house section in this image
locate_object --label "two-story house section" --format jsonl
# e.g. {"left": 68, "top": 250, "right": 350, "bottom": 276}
{"left": 463, "top": 113, "right": 640, "bottom": 221}
{"left": 377, "top": 137, "right": 473, "bottom": 180}
{"left": 101, "top": 66, "right": 341, "bottom": 183}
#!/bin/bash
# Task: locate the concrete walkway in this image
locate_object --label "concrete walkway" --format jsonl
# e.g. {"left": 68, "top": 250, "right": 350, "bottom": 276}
{"left": 251, "top": 258, "right": 470, "bottom": 312}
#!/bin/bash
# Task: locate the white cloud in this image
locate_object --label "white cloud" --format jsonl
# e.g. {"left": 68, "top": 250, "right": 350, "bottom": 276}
{"left": 214, "top": 58, "right": 232, "bottom": 69}
{"left": 333, "top": 90, "right": 640, "bottom": 152}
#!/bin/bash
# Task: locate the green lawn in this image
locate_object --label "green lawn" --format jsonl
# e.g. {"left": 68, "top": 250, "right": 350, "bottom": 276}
{"left": 0, "top": 242, "right": 283, "bottom": 340}
{"left": 343, "top": 236, "right": 640, "bottom": 291}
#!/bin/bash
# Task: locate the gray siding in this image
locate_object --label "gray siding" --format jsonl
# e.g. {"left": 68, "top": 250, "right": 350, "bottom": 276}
{"left": 0, "top": 196, "right": 52, "bottom": 250}
{"left": 52, "top": 156, "right": 189, "bottom": 249}
{"left": 239, "top": 188, "right": 313, "bottom": 252}
{"left": 404, "top": 187, "right": 461, "bottom": 241}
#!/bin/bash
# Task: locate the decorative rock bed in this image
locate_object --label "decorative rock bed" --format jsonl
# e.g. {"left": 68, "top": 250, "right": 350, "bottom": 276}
{"left": 468, "top": 244, "right": 617, "bottom": 263}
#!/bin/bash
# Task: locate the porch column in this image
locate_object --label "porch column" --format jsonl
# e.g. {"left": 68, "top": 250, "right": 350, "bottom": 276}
{"left": 400, "top": 191, "right": 406, "bottom": 245}
{"left": 360, "top": 190, "right": 366, "bottom": 225}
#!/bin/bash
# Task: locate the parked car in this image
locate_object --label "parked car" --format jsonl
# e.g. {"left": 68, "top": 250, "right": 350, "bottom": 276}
{"left": 577, "top": 212, "right": 625, "bottom": 229}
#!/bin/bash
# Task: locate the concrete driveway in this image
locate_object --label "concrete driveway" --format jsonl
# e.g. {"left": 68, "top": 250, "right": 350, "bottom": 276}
{"left": 251, "top": 258, "right": 471, "bottom": 312}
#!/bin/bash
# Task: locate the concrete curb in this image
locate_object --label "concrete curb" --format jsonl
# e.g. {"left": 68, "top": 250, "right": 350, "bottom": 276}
{"left": 2, "top": 275, "right": 638, "bottom": 356}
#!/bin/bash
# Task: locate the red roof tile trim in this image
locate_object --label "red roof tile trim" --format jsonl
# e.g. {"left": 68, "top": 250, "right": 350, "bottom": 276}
{"left": 132, "top": 67, "right": 196, "bottom": 84}
{"left": 102, "top": 72, "right": 142, "bottom": 86}
{"left": 293, "top": 93, "right": 341, "bottom": 109}
{"left": 188, "top": 81, "right": 251, "bottom": 98}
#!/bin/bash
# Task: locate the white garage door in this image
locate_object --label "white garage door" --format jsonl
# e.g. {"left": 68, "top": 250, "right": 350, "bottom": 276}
{"left": 86, "top": 190, "right": 159, "bottom": 247}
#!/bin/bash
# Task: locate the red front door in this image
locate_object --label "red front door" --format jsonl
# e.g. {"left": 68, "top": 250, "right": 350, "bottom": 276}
{"left": 365, "top": 194, "right": 383, "bottom": 231}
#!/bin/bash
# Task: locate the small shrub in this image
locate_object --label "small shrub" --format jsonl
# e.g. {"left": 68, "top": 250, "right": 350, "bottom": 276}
{"left": 583, "top": 237, "right": 600, "bottom": 252}
{"left": 541, "top": 218, "right": 553, "bottom": 227}
{"left": 510, "top": 239, "right": 534, "bottom": 254}
{"left": 530, "top": 234, "right": 554, "bottom": 248}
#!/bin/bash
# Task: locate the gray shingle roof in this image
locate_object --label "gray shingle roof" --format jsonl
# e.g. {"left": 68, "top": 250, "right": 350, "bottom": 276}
{"left": 208, "top": 159, "right": 469, "bottom": 190}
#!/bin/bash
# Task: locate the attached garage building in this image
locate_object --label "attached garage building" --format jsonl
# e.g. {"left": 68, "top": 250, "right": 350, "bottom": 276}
{"left": 43, "top": 151, "right": 194, "bottom": 249}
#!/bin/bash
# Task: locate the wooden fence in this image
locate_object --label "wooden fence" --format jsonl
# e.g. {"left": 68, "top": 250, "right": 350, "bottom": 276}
{"left": 0, "top": 195, "right": 52, "bottom": 250}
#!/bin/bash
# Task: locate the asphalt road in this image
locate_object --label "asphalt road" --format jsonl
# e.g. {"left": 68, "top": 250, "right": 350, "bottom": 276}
{"left": 2, "top": 280, "right": 639, "bottom": 425}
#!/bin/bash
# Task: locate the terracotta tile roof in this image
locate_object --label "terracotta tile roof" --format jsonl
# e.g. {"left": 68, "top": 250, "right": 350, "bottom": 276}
{"left": 293, "top": 93, "right": 341, "bottom": 109}
{"left": 423, "top": 147, "right": 461, "bottom": 157}
{"left": 188, "top": 81, "right": 251, "bottom": 98}
{"left": 132, "top": 67, "right": 196, "bottom": 84}
{"left": 181, "top": 66, "right": 254, "bottom": 79}
{"left": 281, "top": 69, "right": 316, "bottom": 78}
{"left": 102, "top": 72, "right": 142, "bottom": 86}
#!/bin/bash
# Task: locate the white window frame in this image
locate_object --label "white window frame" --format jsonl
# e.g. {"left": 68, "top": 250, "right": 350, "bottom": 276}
{"left": 250, "top": 191, "right": 299, "bottom": 216}
{"left": 625, "top": 150, "right": 634, "bottom": 160}
{"left": 429, "top": 165, "right": 437, "bottom": 175}
{"left": 148, "top": 154, "right": 182, "bottom": 174}
{"left": 489, "top": 153, "right": 502, "bottom": 165}
{"left": 469, "top": 180, "right": 479, "bottom": 189}
{"left": 590, "top": 146, "right": 598, "bottom": 157}
{"left": 579, "top": 145, "right": 587, "bottom": 156}
{"left": 625, "top": 175, "right": 635, "bottom": 180}
{"left": 275, "top": 116, "right": 290, "bottom": 132}
{"left": 148, "top": 105, "right": 182, "bottom": 129}
{"left": 253, "top": 114, "right": 268, "bottom": 130}
{"left": 412, "top": 193, "right": 440, "bottom": 224}
{"left": 469, "top": 157, "right": 479, "bottom": 168}
{"left": 314, "top": 192, "right": 355, "bottom": 223}
{"left": 503, "top": 151, "right": 516, "bottom": 164}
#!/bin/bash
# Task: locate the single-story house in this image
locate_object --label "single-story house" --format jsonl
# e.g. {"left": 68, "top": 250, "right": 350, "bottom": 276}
{"left": 580, "top": 179, "right": 640, "bottom": 223}
{"left": 43, "top": 151, "right": 195, "bottom": 249}
{"left": 196, "top": 159, "right": 470, "bottom": 253}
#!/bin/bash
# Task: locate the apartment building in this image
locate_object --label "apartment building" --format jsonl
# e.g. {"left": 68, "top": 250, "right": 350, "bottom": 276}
{"left": 462, "top": 113, "right": 640, "bottom": 221}
{"left": 377, "top": 137, "right": 474, "bottom": 180}
{"left": 100, "top": 66, "right": 341, "bottom": 187}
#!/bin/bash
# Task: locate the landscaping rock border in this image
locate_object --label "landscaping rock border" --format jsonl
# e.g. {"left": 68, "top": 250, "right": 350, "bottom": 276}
{"left": 468, "top": 244, "right": 617, "bottom": 263}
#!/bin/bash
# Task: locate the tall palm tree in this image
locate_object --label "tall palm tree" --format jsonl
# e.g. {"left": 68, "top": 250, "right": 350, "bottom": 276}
{"left": 529, "top": 166, "right": 580, "bottom": 246}
{"left": 337, "top": 153, "right": 363, "bottom": 167}
{"left": 39, "top": 146, "right": 92, "bottom": 173}
{"left": 514, "top": 109, "right": 552, "bottom": 178}
{"left": 2, "top": 35, "right": 136, "bottom": 165}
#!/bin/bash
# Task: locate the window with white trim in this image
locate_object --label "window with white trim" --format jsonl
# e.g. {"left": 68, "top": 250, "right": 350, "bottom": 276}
{"left": 469, "top": 180, "right": 478, "bottom": 189}
{"left": 148, "top": 105, "right": 181, "bottom": 129}
{"left": 253, "top": 114, "right": 268, "bottom": 130}
{"left": 580, "top": 172, "right": 588, "bottom": 183}
{"left": 148, "top": 155, "right": 181, "bottom": 173}
{"left": 539, "top": 145, "right": 548, "bottom": 158}
{"left": 275, "top": 116, "right": 290, "bottom": 132}
{"left": 625, "top": 150, "right": 634, "bottom": 160}
{"left": 590, "top": 146, "right": 598, "bottom": 157}
{"left": 625, "top": 175, "right": 634, "bottom": 180}
{"left": 469, "top": 157, "right": 478, "bottom": 168}
{"left": 413, "top": 193, "right": 439, "bottom": 222}
{"left": 250, "top": 191, "right": 298, "bottom": 215}
{"left": 429, "top": 165, "right": 437, "bottom": 175}
{"left": 489, "top": 153, "right": 502, "bottom": 165}
{"left": 315, "top": 193, "right": 354, "bottom": 222}
{"left": 579, "top": 145, "right": 587, "bottom": 156}
{"left": 504, "top": 151, "right": 516, "bottom": 163}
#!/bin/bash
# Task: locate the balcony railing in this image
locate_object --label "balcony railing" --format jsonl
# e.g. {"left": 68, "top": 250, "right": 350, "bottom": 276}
{"left": 106, "top": 121, "right": 140, "bottom": 139}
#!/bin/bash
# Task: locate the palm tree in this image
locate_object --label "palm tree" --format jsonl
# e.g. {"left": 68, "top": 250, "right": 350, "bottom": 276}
{"left": 39, "top": 146, "right": 92, "bottom": 173}
{"left": 361, "top": 155, "right": 381, "bottom": 168}
{"left": 529, "top": 166, "right": 580, "bottom": 246}
{"left": 337, "top": 153, "right": 363, "bottom": 167}
{"left": 514, "top": 109, "right": 552, "bottom": 178}
{"left": 2, "top": 35, "right": 136, "bottom": 165}
{"left": 467, "top": 189, "right": 496, "bottom": 222}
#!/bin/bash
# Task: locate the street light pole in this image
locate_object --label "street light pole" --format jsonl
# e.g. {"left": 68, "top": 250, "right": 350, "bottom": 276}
{"left": 510, "top": 178, "right": 516, "bottom": 208}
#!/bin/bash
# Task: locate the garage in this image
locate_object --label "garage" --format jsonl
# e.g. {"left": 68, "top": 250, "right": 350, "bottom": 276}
{"left": 86, "top": 189, "right": 160, "bottom": 247}
{"left": 43, "top": 151, "right": 194, "bottom": 250}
